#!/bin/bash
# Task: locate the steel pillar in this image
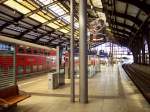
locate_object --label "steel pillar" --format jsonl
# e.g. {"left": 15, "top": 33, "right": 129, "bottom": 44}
{"left": 13, "top": 45, "right": 16, "bottom": 84}
{"left": 138, "top": 39, "right": 142, "bottom": 64}
{"left": 56, "top": 46, "right": 60, "bottom": 84}
{"left": 142, "top": 36, "right": 145, "bottom": 64}
{"left": 148, "top": 29, "right": 150, "bottom": 65}
{"left": 145, "top": 28, "right": 150, "bottom": 65}
{"left": 70, "top": 0, "right": 75, "bottom": 102}
{"left": 79, "top": 0, "right": 88, "bottom": 103}
{"left": 135, "top": 50, "right": 138, "bottom": 64}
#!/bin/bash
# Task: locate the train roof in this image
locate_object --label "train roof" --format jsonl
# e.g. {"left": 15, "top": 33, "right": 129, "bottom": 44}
{"left": 0, "top": 35, "right": 56, "bottom": 51}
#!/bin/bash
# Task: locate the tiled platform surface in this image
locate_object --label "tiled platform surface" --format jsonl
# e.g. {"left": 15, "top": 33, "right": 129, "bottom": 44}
{"left": 9, "top": 64, "right": 150, "bottom": 112}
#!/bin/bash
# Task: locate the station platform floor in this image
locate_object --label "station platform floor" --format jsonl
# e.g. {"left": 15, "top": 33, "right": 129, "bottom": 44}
{"left": 13, "top": 64, "right": 150, "bottom": 112}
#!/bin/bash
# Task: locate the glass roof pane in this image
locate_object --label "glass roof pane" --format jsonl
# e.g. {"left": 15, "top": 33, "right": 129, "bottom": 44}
{"left": 28, "top": 31, "right": 41, "bottom": 37}
{"left": 37, "top": 11, "right": 52, "bottom": 20}
{"left": 75, "top": 22, "right": 79, "bottom": 29}
{"left": 4, "top": 0, "right": 31, "bottom": 14}
{"left": 47, "top": 23, "right": 59, "bottom": 29}
{"left": 27, "top": 0, "right": 40, "bottom": 8}
{"left": 59, "top": 29, "right": 69, "bottom": 33}
{"left": 127, "top": 4, "right": 139, "bottom": 17}
{"left": 43, "top": 10, "right": 55, "bottom": 19}
{"left": 17, "top": 0, "right": 36, "bottom": 11}
{"left": 7, "top": 24, "right": 26, "bottom": 32}
{"left": 38, "top": 0, "right": 54, "bottom": 5}
{"left": 30, "top": 14, "right": 47, "bottom": 23}
{"left": 34, "top": 0, "right": 78, "bottom": 27}
{"left": 125, "top": 20, "right": 134, "bottom": 26}
{"left": 65, "top": 27, "right": 70, "bottom": 30}
{"left": 39, "top": 38, "right": 49, "bottom": 42}
{"left": 58, "top": 20, "right": 66, "bottom": 26}
{"left": 116, "top": 1, "right": 126, "bottom": 14}
{"left": 61, "top": 15, "right": 70, "bottom": 23}
{"left": 54, "top": 21, "right": 64, "bottom": 26}
{"left": 48, "top": 3, "right": 66, "bottom": 16}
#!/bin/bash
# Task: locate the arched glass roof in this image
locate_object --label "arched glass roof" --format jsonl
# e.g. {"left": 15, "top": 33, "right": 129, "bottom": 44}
{"left": 0, "top": 0, "right": 105, "bottom": 48}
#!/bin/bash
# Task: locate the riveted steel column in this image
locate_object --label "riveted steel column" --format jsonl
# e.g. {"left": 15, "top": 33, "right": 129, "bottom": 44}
{"left": 70, "top": 0, "right": 75, "bottom": 102}
{"left": 79, "top": 0, "right": 88, "bottom": 103}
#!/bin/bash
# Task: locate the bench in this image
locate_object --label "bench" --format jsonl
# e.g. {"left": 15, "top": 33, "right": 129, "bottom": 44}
{"left": 0, "top": 85, "right": 30, "bottom": 107}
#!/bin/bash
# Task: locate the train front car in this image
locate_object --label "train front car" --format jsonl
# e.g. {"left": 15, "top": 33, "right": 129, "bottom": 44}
{"left": 16, "top": 45, "right": 56, "bottom": 80}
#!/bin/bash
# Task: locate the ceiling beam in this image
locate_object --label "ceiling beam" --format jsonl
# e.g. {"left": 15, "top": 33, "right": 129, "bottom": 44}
{"left": 34, "top": 30, "right": 54, "bottom": 43}
{"left": 128, "top": 15, "right": 150, "bottom": 47}
{"left": 123, "top": 3, "right": 128, "bottom": 32}
{"left": 113, "top": 0, "right": 118, "bottom": 40}
{"left": 107, "top": 10, "right": 142, "bottom": 26}
{"left": 110, "top": 21, "right": 137, "bottom": 33}
{"left": 112, "top": 31, "right": 129, "bottom": 38}
{"left": 128, "top": 9, "right": 141, "bottom": 40}
{"left": 112, "top": 32, "right": 129, "bottom": 39}
{"left": 111, "top": 27, "right": 131, "bottom": 36}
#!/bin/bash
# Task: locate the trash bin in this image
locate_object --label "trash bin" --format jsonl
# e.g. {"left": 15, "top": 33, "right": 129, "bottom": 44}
{"left": 48, "top": 72, "right": 59, "bottom": 89}
{"left": 59, "top": 69, "right": 65, "bottom": 85}
{"left": 48, "top": 73, "right": 53, "bottom": 89}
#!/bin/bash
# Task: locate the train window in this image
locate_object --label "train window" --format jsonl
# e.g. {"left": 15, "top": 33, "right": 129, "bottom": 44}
{"left": 39, "top": 65, "right": 42, "bottom": 71}
{"left": 33, "top": 65, "right": 37, "bottom": 72}
{"left": 33, "top": 49, "right": 37, "bottom": 54}
{"left": 40, "top": 50, "right": 43, "bottom": 55}
{"left": 36, "top": 49, "right": 40, "bottom": 54}
{"left": 44, "top": 51, "right": 48, "bottom": 56}
{"left": 18, "top": 47, "right": 24, "bottom": 53}
{"left": 17, "top": 66, "right": 23, "bottom": 73}
{"left": 37, "top": 49, "right": 42, "bottom": 55}
{"left": 26, "top": 48, "right": 32, "bottom": 54}
{"left": 26, "top": 66, "right": 31, "bottom": 73}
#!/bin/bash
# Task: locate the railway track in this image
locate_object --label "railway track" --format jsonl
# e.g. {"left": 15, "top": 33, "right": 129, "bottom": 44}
{"left": 122, "top": 64, "right": 150, "bottom": 104}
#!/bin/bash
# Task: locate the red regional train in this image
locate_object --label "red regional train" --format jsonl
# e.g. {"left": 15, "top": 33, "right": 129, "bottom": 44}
{"left": 0, "top": 36, "right": 66, "bottom": 80}
{"left": 15, "top": 45, "right": 57, "bottom": 79}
